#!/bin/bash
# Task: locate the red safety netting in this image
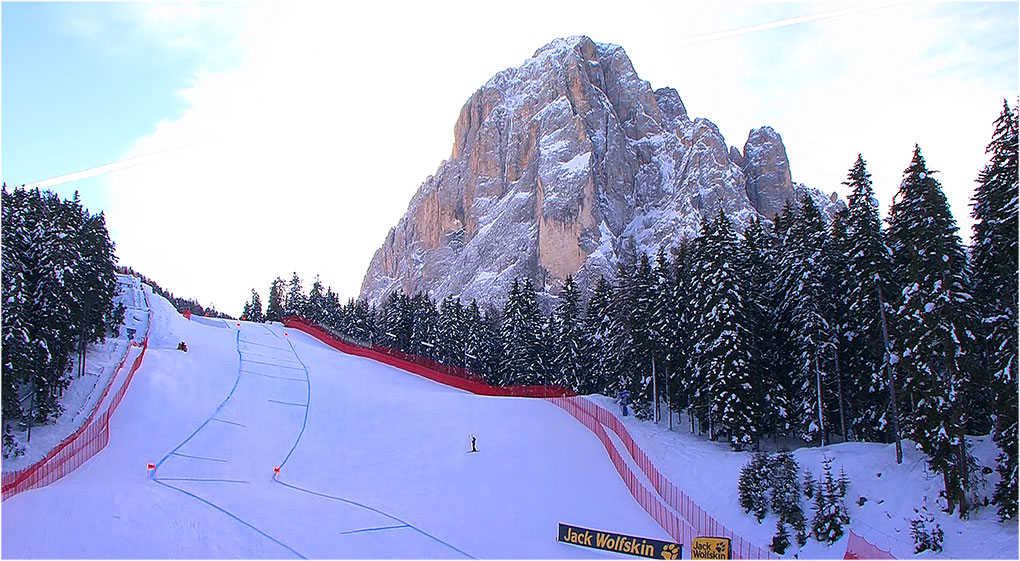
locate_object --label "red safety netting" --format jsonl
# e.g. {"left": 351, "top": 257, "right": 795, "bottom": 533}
{"left": 2, "top": 306, "right": 151, "bottom": 502}
{"left": 282, "top": 316, "right": 574, "bottom": 398}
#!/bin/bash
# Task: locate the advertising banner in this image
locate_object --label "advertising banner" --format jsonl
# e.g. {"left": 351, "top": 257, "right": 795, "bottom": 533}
{"left": 692, "top": 536, "right": 731, "bottom": 559}
{"left": 558, "top": 523, "right": 682, "bottom": 559}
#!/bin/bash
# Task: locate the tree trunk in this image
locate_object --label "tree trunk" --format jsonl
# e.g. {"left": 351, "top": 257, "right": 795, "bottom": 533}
{"left": 877, "top": 285, "right": 903, "bottom": 464}
{"left": 834, "top": 344, "right": 847, "bottom": 441}
{"left": 815, "top": 355, "right": 827, "bottom": 446}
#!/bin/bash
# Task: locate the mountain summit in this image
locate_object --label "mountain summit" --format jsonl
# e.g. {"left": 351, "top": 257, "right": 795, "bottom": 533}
{"left": 360, "top": 36, "right": 839, "bottom": 306}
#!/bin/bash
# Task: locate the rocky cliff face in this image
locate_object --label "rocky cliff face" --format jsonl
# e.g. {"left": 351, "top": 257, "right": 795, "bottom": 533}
{"left": 360, "top": 36, "right": 840, "bottom": 307}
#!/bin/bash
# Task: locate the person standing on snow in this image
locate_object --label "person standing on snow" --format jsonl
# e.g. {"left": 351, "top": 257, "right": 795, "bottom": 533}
{"left": 617, "top": 389, "right": 630, "bottom": 416}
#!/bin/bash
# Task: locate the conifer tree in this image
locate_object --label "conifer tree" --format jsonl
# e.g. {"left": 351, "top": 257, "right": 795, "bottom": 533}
{"left": 651, "top": 247, "right": 682, "bottom": 423}
{"left": 249, "top": 289, "right": 265, "bottom": 322}
{"left": 582, "top": 276, "right": 623, "bottom": 395}
{"left": 305, "top": 275, "right": 325, "bottom": 322}
{"left": 464, "top": 300, "right": 492, "bottom": 380}
{"left": 738, "top": 451, "right": 772, "bottom": 521}
{"left": 691, "top": 209, "right": 757, "bottom": 449}
{"left": 500, "top": 279, "right": 545, "bottom": 385}
{"left": 285, "top": 272, "right": 305, "bottom": 316}
{"left": 623, "top": 254, "right": 658, "bottom": 418}
{"left": 551, "top": 275, "right": 586, "bottom": 391}
{"left": 971, "top": 101, "right": 1019, "bottom": 521}
{"left": 409, "top": 292, "right": 440, "bottom": 360}
{"left": 888, "top": 146, "right": 983, "bottom": 517}
{"left": 741, "top": 218, "right": 786, "bottom": 442}
{"left": 811, "top": 456, "right": 850, "bottom": 544}
{"left": 777, "top": 194, "right": 833, "bottom": 445}
{"left": 770, "top": 451, "right": 806, "bottom": 540}
{"left": 842, "top": 155, "right": 898, "bottom": 443}
{"left": 266, "top": 277, "right": 286, "bottom": 322}
{"left": 438, "top": 295, "right": 466, "bottom": 367}
{"left": 351, "top": 298, "right": 374, "bottom": 342}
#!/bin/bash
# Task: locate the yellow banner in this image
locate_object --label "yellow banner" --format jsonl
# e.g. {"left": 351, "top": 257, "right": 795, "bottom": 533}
{"left": 691, "top": 536, "right": 731, "bottom": 559}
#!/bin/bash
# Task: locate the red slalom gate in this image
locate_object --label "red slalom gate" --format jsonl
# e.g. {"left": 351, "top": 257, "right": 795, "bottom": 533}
{"left": 282, "top": 316, "right": 774, "bottom": 558}
{"left": 2, "top": 300, "right": 152, "bottom": 502}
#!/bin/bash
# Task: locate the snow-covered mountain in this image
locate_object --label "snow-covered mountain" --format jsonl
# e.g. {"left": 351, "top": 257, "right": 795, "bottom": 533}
{"left": 360, "top": 36, "right": 842, "bottom": 307}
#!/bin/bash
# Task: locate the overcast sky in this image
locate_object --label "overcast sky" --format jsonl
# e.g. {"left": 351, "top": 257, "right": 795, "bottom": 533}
{"left": 3, "top": 1, "right": 1017, "bottom": 317}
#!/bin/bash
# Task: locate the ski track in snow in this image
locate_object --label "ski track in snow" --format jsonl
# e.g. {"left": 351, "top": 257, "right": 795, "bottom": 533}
{"left": 151, "top": 326, "right": 473, "bottom": 559}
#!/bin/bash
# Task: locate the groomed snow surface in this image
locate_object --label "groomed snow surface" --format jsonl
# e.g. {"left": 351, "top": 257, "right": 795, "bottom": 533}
{"left": 2, "top": 287, "right": 1017, "bottom": 558}
{"left": 1, "top": 289, "right": 668, "bottom": 558}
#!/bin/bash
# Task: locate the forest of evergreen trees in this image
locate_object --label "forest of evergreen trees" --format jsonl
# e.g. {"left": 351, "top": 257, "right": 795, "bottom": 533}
{"left": 2, "top": 185, "right": 124, "bottom": 458}
{"left": 243, "top": 102, "right": 1017, "bottom": 521}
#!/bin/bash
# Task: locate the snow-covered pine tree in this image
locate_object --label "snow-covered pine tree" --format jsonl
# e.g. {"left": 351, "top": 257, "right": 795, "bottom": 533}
{"left": 810, "top": 456, "right": 850, "bottom": 544}
{"left": 29, "top": 190, "right": 83, "bottom": 420}
{"left": 771, "top": 520, "right": 791, "bottom": 554}
{"left": 438, "top": 295, "right": 466, "bottom": 367}
{"left": 582, "top": 276, "right": 623, "bottom": 395}
{"left": 266, "top": 277, "right": 286, "bottom": 322}
{"left": 623, "top": 254, "right": 658, "bottom": 419}
{"left": 971, "top": 101, "right": 1019, "bottom": 521}
{"left": 651, "top": 247, "right": 682, "bottom": 424}
{"left": 464, "top": 300, "right": 489, "bottom": 380}
{"left": 305, "top": 275, "right": 325, "bottom": 323}
{"left": 551, "top": 275, "right": 586, "bottom": 392}
{"left": 738, "top": 451, "right": 771, "bottom": 521}
{"left": 409, "top": 292, "right": 440, "bottom": 361}
{"left": 888, "top": 145, "right": 984, "bottom": 517}
{"left": 769, "top": 451, "right": 806, "bottom": 542}
{"left": 284, "top": 272, "right": 305, "bottom": 317}
{"left": 669, "top": 240, "right": 696, "bottom": 424}
{"left": 78, "top": 207, "right": 120, "bottom": 343}
{"left": 500, "top": 279, "right": 545, "bottom": 386}
{"left": 687, "top": 215, "right": 716, "bottom": 433}
{"left": 692, "top": 209, "right": 757, "bottom": 450}
{"left": 776, "top": 194, "right": 833, "bottom": 446}
{"left": 741, "top": 217, "right": 787, "bottom": 443}
{"left": 321, "top": 288, "right": 339, "bottom": 329}
{"left": 481, "top": 305, "right": 504, "bottom": 385}
{"left": 250, "top": 289, "right": 265, "bottom": 323}
{"left": 824, "top": 209, "right": 852, "bottom": 441}
{"left": 2, "top": 187, "right": 31, "bottom": 456}
{"left": 351, "top": 298, "right": 374, "bottom": 343}
{"left": 841, "top": 155, "right": 897, "bottom": 444}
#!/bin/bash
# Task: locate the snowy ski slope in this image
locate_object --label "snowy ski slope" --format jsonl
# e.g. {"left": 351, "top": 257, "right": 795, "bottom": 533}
{"left": 2, "top": 288, "right": 671, "bottom": 558}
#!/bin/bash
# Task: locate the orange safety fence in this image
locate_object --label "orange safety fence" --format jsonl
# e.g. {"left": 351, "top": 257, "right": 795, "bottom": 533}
{"left": 2, "top": 296, "right": 152, "bottom": 502}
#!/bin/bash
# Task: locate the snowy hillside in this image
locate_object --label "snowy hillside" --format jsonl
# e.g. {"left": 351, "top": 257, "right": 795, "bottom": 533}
{"left": 3, "top": 274, "right": 150, "bottom": 471}
{"left": 2, "top": 288, "right": 667, "bottom": 558}
{"left": 2, "top": 288, "right": 1016, "bottom": 558}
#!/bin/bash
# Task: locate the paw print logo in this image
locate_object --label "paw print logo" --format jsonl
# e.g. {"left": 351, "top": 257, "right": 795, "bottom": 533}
{"left": 661, "top": 543, "right": 680, "bottom": 559}
{"left": 715, "top": 542, "right": 727, "bottom": 554}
